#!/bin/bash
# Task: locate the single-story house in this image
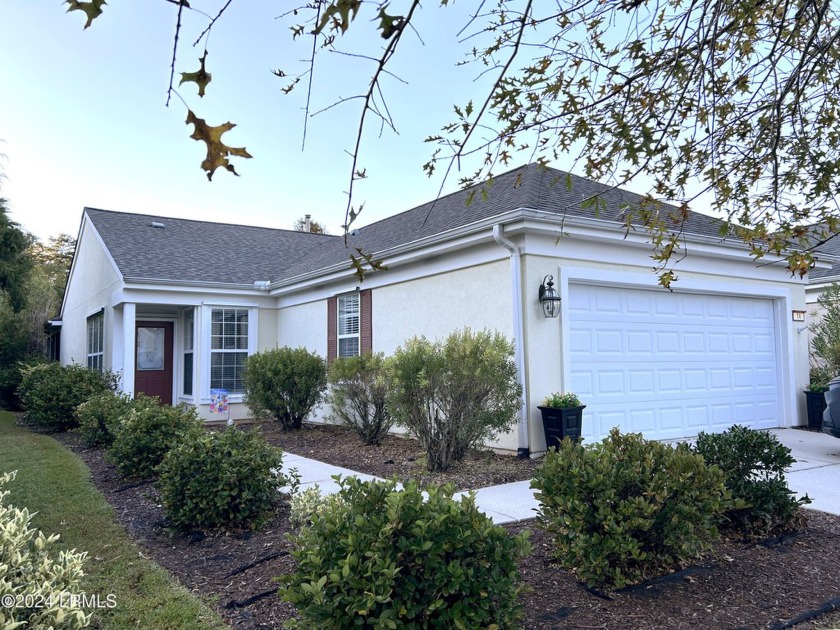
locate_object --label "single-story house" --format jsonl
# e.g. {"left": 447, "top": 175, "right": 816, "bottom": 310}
{"left": 57, "top": 163, "right": 814, "bottom": 455}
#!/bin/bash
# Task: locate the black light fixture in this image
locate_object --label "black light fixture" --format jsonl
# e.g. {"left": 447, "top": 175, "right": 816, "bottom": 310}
{"left": 539, "top": 275, "right": 561, "bottom": 318}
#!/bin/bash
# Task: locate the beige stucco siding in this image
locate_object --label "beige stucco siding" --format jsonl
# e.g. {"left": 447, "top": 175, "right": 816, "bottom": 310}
{"left": 277, "top": 299, "right": 328, "bottom": 356}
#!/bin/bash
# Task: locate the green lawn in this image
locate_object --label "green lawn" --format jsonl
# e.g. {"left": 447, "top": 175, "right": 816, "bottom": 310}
{"left": 0, "top": 411, "right": 229, "bottom": 630}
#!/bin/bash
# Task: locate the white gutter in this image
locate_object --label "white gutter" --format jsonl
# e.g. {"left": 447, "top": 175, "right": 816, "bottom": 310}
{"left": 492, "top": 224, "right": 530, "bottom": 458}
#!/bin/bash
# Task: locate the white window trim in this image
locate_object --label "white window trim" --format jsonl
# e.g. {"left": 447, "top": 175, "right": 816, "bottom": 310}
{"left": 337, "top": 292, "right": 360, "bottom": 358}
{"left": 178, "top": 307, "right": 196, "bottom": 403}
{"left": 199, "top": 305, "right": 257, "bottom": 404}
{"left": 86, "top": 310, "right": 105, "bottom": 371}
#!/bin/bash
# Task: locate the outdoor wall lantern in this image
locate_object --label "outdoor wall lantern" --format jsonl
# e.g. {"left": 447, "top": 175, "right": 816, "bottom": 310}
{"left": 539, "top": 275, "right": 561, "bottom": 318}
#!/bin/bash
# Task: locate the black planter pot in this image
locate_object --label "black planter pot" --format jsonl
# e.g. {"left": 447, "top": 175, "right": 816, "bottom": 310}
{"left": 538, "top": 405, "right": 586, "bottom": 450}
{"left": 804, "top": 390, "right": 827, "bottom": 430}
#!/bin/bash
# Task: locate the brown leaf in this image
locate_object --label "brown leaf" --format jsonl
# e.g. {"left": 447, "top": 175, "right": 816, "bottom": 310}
{"left": 185, "top": 110, "right": 252, "bottom": 181}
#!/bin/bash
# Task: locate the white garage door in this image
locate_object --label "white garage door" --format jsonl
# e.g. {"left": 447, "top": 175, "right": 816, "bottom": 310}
{"left": 568, "top": 283, "right": 780, "bottom": 442}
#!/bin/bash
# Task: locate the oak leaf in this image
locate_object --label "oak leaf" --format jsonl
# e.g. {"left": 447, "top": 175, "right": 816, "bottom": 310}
{"left": 65, "top": 0, "right": 106, "bottom": 29}
{"left": 179, "top": 52, "right": 212, "bottom": 97}
{"left": 185, "top": 110, "right": 252, "bottom": 181}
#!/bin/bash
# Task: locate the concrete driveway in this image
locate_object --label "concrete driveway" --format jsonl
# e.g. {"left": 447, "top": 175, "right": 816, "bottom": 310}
{"left": 771, "top": 428, "right": 840, "bottom": 515}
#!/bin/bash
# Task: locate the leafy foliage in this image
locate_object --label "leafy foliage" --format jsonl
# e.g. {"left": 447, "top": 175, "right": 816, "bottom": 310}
{"left": 185, "top": 110, "right": 252, "bottom": 181}
{"left": 292, "top": 215, "right": 330, "bottom": 234}
{"left": 694, "top": 425, "right": 810, "bottom": 537}
{"left": 387, "top": 328, "right": 522, "bottom": 472}
{"left": 541, "top": 391, "right": 582, "bottom": 408}
{"left": 243, "top": 347, "right": 327, "bottom": 431}
{"left": 107, "top": 403, "right": 203, "bottom": 479}
{"left": 0, "top": 471, "right": 91, "bottom": 630}
{"left": 288, "top": 485, "right": 345, "bottom": 530}
{"left": 18, "top": 362, "right": 118, "bottom": 432}
{"left": 280, "top": 476, "right": 530, "bottom": 629}
{"left": 327, "top": 353, "right": 393, "bottom": 445}
{"left": 64, "top": 0, "right": 105, "bottom": 29}
{"left": 810, "top": 282, "right": 840, "bottom": 382}
{"left": 157, "top": 427, "right": 285, "bottom": 531}
{"left": 0, "top": 202, "right": 32, "bottom": 313}
{"left": 531, "top": 429, "right": 728, "bottom": 589}
{"left": 75, "top": 392, "right": 157, "bottom": 448}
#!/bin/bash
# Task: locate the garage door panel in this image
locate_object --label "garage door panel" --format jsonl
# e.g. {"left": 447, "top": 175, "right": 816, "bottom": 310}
{"left": 568, "top": 283, "right": 781, "bottom": 442}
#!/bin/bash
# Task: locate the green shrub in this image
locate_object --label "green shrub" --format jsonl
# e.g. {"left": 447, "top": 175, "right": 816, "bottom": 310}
{"left": 0, "top": 471, "right": 91, "bottom": 630}
{"left": 75, "top": 391, "right": 146, "bottom": 447}
{"left": 531, "top": 428, "right": 728, "bottom": 589}
{"left": 157, "top": 428, "right": 285, "bottom": 531}
{"left": 694, "top": 425, "right": 811, "bottom": 536}
{"left": 327, "top": 353, "right": 393, "bottom": 445}
{"left": 243, "top": 347, "right": 327, "bottom": 431}
{"left": 108, "top": 403, "right": 203, "bottom": 479}
{"left": 288, "top": 485, "right": 346, "bottom": 529}
{"left": 810, "top": 282, "right": 840, "bottom": 379}
{"left": 0, "top": 355, "right": 46, "bottom": 412}
{"left": 387, "top": 328, "right": 522, "bottom": 472}
{"left": 280, "top": 477, "right": 529, "bottom": 629}
{"left": 18, "top": 362, "right": 118, "bottom": 432}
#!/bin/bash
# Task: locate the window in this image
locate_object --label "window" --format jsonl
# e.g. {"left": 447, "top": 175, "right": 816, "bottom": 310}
{"left": 183, "top": 309, "right": 194, "bottom": 396}
{"left": 86, "top": 311, "right": 104, "bottom": 371}
{"left": 328, "top": 290, "right": 371, "bottom": 362}
{"left": 337, "top": 293, "right": 360, "bottom": 358}
{"left": 210, "top": 308, "right": 248, "bottom": 393}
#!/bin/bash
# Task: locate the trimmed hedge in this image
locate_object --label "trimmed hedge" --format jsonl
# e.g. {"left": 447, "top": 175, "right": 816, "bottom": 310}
{"left": 327, "top": 353, "right": 393, "bottom": 445}
{"left": 157, "top": 428, "right": 285, "bottom": 531}
{"left": 532, "top": 429, "right": 729, "bottom": 589}
{"left": 281, "top": 477, "right": 530, "bottom": 628}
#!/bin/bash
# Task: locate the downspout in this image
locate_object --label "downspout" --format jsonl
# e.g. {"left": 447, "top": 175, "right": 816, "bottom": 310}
{"left": 492, "top": 224, "right": 530, "bottom": 458}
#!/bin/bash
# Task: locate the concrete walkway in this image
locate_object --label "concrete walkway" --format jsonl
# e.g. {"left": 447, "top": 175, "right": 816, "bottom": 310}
{"left": 281, "top": 428, "right": 840, "bottom": 525}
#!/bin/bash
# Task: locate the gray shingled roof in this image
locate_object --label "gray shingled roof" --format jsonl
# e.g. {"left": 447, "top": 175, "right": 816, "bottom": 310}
{"left": 282, "top": 163, "right": 727, "bottom": 280}
{"left": 808, "top": 232, "right": 840, "bottom": 280}
{"left": 85, "top": 209, "right": 337, "bottom": 285}
{"left": 86, "top": 164, "right": 729, "bottom": 285}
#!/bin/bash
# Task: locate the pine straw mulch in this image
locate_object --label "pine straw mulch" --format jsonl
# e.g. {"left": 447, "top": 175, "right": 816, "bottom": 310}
{"left": 51, "top": 423, "right": 840, "bottom": 630}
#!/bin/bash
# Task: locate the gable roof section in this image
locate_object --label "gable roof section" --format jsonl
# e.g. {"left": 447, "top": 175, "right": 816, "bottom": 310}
{"left": 85, "top": 208, "right": 337, "bottom": 285}
{"left": 282, "top": 163, "right": 725, "bottom": 280}
{"left": 808, "top": 232, "right": 840, "bottom": 281}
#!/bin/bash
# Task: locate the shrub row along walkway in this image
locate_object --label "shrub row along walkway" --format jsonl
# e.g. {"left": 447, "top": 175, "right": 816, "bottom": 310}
{"left": 283, "top": 428, "right": 840, "bottom": 522}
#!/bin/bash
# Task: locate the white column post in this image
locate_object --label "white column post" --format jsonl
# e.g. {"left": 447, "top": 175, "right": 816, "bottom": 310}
{"left": 122, "top": 303, "right": 136, "bottom": 397}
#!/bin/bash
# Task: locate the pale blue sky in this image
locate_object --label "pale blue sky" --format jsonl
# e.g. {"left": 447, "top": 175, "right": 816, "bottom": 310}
{"left": 0, "top": 2, "right": 636, "bottom": 243}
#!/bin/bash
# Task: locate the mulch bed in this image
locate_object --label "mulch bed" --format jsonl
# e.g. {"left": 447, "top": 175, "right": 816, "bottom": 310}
{"left": 52, "top": 422, "right": 840, "bottom": 630}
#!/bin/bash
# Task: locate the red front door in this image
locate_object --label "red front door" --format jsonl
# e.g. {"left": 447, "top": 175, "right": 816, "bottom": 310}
{"left": 135, "top": 321, "right": 173, "bottom": 405}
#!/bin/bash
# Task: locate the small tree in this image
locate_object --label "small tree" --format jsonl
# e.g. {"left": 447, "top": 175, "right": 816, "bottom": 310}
{"left": 810, "top": 282, "right": 840, "bottom": 383}
{"left": 292, "top": 216, "right": 329, "bottom": 234}
{"left": 387, "top": 328, "right": 522, "bottom": 472}
{"left": 327, "top": 353, "right": 392, "bottom": 445}
{"left": 243, "top": 347, "right": 327, "bottom": 431}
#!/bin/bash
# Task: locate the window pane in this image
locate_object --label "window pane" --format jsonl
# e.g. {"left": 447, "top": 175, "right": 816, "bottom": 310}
{"left": 137, "top": 327, "right": 165, "bottom": 370}
{"left": 210, "top": 351, "right": 246, "bottom": 393}
{"left": 183, "top": 352, "right": 193, "bottom": 396}
{"left": 338, "top": 337, "right": 359, "bottom": 358}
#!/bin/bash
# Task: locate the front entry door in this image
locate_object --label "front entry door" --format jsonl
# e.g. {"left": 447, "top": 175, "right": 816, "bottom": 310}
{"left": 135, "top": 321, "right": 174, "bottom": 405}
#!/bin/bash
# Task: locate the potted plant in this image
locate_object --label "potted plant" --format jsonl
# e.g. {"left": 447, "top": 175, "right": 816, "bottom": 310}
{"left": 804, "top": 366, "right": 832, "bottom": 430}
{"left": 538, "top": 392, "right": 585, "bottom": 450}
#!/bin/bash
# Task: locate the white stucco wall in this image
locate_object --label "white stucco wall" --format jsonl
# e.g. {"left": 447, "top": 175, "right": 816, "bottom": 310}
{"left": 60, "top": 218, "right": 122, "bottom": 368}
{"left": 520, "top": 230, "right": 810, "bottom": 452}
{"left": 277, "top": 299, "right": 328, "bottom": 356}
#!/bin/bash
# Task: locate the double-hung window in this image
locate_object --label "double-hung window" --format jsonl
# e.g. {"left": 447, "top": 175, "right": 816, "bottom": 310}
{"left": 210, "top": 308, "right": 248, "bottom": 393}
{"left": 182, "top": 309, "right": 194, "bottom": 397}
{"left": 86, "top": 311, "right": 104, "bottom": 371}
{"left": 337, "top": 293, "right": 360, "bottom": 358}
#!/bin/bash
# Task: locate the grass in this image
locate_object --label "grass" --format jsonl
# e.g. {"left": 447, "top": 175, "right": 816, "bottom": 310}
{"left": 0, "top": 410, "right": 229, "bottom": 630}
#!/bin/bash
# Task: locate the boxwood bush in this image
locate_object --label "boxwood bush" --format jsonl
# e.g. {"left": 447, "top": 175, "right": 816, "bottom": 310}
{"left": 531, "top": 428, "right": 729, "bottom": 589}
{"left": 18, "top": 362, "right": 118, "bottom": 432}
{"left": 694, "top": 425, "right": 811, "bottom": 536}
{"left": 280, "top": 477, "right": 530, "bottom": 629}
{"left": 327, "top": 353, "right": 392, "bottom": 445}
{"left": 157, "top": 427, "right": 285, "bottom": 531}
{"left": 0, "top": 471, "right": 91, "bottom": 630}
{"left": 107, "top": 403, "right": 203, "bottom": 479}
{"left": 243, "top": 347, "right": 327, "bottom": 431}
